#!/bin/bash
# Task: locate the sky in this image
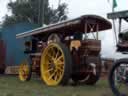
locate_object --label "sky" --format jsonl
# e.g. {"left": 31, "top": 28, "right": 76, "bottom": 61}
{"left": 0, "top": 0, "right": 10, "bottom": 22}
{"left": 0, "top": 0, "right": 128, "bottom": 59}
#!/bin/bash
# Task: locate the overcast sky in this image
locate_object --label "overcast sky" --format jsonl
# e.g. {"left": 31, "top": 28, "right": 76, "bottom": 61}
{"left": 0, "top": 0, "right": 128, "bottom": 59}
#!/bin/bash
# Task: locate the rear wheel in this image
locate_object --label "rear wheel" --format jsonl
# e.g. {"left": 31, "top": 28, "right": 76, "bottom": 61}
{"left": 84, "top": 56, "right": 101, "bottom": 85}
{"left": 19, "top": 60, "right": 32, "bottom": 81}
{"left": 40, "top": 42, "right": 72, "bottom": 86}
{"left": 109, "top": 59, "right": 128, "bottom": 96}
{"left": 71, "top": 56, "right": 101, "bottom": 85}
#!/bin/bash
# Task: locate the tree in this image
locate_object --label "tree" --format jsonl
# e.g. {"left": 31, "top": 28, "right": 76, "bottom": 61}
{"left": 123, "top": 32, "right": 128, "bottom": 41}
{"left": 2, "top": 0, "right": 68, "bottom": 27}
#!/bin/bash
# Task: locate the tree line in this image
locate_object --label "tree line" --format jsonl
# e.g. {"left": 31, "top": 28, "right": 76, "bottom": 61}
{"left": 2, "top": 0, "right": 68, "bottom": 27}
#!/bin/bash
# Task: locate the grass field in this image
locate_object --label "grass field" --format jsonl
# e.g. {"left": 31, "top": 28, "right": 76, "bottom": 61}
{"left": 0, "top": 75, "right": 113, "bottom": 96}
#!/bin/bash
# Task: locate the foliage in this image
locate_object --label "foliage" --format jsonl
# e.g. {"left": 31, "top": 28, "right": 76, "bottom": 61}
{"left": 2, "top": 0, "right": 68, "bottom": 27}
{"left": 123, "top": 31, "right": 128, "bottom": 41}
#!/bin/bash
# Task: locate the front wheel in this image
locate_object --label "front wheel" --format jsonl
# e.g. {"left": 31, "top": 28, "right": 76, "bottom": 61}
{"left": 40, "top": 42, "right": 72, "bottom": 86}
{"left": 109, "top": 58, "right": 128, "bottom": 96}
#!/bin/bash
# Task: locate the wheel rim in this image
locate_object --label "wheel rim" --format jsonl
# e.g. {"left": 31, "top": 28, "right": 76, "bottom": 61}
{"left": 19, "top": 61, "right": 29, "bottom": 81}
{"left": 41, "top": 43, "right": 65, "bottom": 86}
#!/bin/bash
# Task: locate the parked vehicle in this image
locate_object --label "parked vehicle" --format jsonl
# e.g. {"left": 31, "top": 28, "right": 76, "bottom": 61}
{"left": 108, "top": 10, "right": 128, "bottom": 96}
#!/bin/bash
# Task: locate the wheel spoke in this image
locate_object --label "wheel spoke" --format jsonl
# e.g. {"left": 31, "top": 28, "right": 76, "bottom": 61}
{"left": 55, "top": 50, "right": 60, "bottom": 60}
{"left": 57, "top": 67, "right": 63, "bottom": 72}
{"left": 48, "top": 71, "right": 56, "bottom": 80}
{"left": 56, "top": 60, "right": 64, "bottom": 65}
{"left": 55, "top": 70, "right": 62, "bottom": 81}
{"left": 56, "top": 55, "right": 63, "bottom": 62}
{"left": 20, "top": 70, "right": 24, "bottom": 75}
{"left": 54, "top": 72, "right": 58, "bottom": 81}
{"left": 44, "top": 68, "right": 53, "bottom": 74}
{"left": 57, "top": 65, "right": 64, "bottom": 71}
{"left": 22, "top": 68, "right": 28, "bottom": 76}
{"left": 57, "top": 71, "right": 61, "bottom": 76}
{"left": 47, "top": 53, "right": 52, "bottom": 59}
{"left": 48, "top": 48, "right": 57, "bottom": 61}
{"left": 50, "top": 47, "right": 56, "bottom": 57}
{"left": 24, "top": 66, "right": 29, "bottom": 72}
{"left": 47, "top": 59, "right": 52, "bottom": 65}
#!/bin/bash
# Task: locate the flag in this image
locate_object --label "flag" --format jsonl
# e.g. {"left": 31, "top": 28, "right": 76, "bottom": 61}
{"left": 107, "top": 0, "right": 110, "bottom": 2}
{"left": 113, "top": 0, "right": 117, "bottom": 8}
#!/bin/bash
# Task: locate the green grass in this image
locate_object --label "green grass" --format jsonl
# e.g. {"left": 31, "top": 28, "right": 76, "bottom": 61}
{"left": 0, "top": 75, "right": 113, "bottom": 96}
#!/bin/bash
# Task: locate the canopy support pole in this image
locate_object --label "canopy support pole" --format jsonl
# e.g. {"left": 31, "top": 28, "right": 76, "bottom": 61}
{"left": 118, "top": 18, "right": 122, "bottom": 34}
{"left": 112, "top": 0, "right": 118, "bottom": 44}
{"left": 96, "top": 24, "right": 99, "bottom": 40}
{"left": 84, "top": 23, "right": 88, "bottom": 40}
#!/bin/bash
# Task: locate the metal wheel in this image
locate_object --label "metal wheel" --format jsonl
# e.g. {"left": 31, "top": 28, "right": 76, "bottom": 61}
{"left": 84, "top": 56, "right": 101, "bottom": 85}
{"left": 109, "top": 59, "right": 128, "bottom": 96}
{"left": 19, "top": 60, "right": 32, "bottom": 81}
{"left": 47, "top": 33, "right": 60, "bottom": 44}
{"left": 40, "top": 42, "right": 72, "bottom": 86}
{"left": 71, "top": 56, "right": 101, "bottom": 85}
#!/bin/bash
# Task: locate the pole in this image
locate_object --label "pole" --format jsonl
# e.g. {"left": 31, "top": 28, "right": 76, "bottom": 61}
{"left": 42, "top": 0, "right": 45, "bottom": 26}
{"left": 38, "top": 0, "right": 41, "bottom": 25}
{"left": 118, "top": 18, "right": 122, "bottom": 34}
{"left": 112, "top": 0, "right": 118, "bottom": 44}
{"left": 96, "top": 24, "right": 99, "bottom": 40}
{"left": 58, "top": 0, "right": 61, "bottom": 8}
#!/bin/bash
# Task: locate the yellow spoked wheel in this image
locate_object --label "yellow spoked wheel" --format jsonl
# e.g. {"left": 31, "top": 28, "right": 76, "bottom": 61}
{"left": 41, "top": 42, "right": 72, "bottom": 86}
{"left": 19, "top": 61, "right": 32, "bottom": 81}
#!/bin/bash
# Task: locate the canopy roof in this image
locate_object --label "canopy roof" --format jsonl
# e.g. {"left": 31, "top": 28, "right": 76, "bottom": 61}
{"left": 107, "top": 10, "right": 128, "bottom": 22}
{"left": 16, "top": 15, "right": 112, "bottom": 39}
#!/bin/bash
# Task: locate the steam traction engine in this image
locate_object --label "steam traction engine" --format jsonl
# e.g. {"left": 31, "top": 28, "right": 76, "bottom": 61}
{"left": 17, "top": 15, "right": 112, "bottom": 86}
